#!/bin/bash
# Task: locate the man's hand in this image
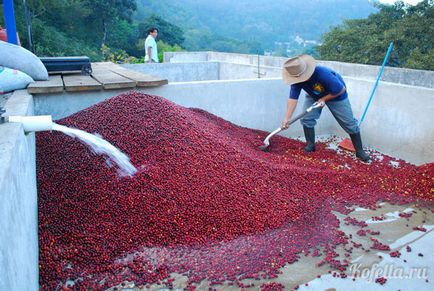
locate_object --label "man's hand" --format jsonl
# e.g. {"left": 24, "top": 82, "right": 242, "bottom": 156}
{"left": 317, "top": 87, "right": 345, "bottom": 105}
{"left": 282, "top": 99, "right": 298, "bottom": 130}
{"left": 317, "top": 98, "right": 326, "bottom": 107}
{"left": 147, "top": 47, "right": 153, "bottom": 63}
{"left": 281, "top": 119, "right": 290, "bottom": 130}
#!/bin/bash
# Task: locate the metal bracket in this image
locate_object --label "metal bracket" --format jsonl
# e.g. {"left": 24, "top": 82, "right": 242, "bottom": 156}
{"left": 253, "top": 54, "right": 267, "bottom": 79}
{"left": 0, "top": 106, "right": 6, "bottom": 124}
{"left": 81, "top": 64, "right": 92, "bottom": 76}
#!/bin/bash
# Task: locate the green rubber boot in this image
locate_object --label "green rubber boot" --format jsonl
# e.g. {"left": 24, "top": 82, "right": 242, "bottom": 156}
{"left": 350, "top": 132, "right": 370, "bottom": 162}
{"left": 303, "top": 126, "right": 316, "bottom": 152}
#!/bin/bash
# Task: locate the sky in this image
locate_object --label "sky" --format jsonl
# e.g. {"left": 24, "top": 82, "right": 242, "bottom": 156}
{"left": 378, "top": 0, "right": 423, "bottom": 4}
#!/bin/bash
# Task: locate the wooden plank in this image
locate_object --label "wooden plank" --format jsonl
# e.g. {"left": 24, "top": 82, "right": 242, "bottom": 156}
{"left": 63, "top": 75, "right": 102, "bottom": 92}
{"left": 92, "top": 62, "right": 168, "bottom": 87}
{"left": 90, "top": 69, "right": 136, "bottom": 90}
{"left": 91, "top": 62, "right": 115, "bottom": 69}
{"left": 27, "top": 75, "right": 64, "bottom": 94}
{"left": 91, "top": 62, "right": 119, "bottom": 73}
{"left": 113, "top": 68, "right": 168, "bottom": 87}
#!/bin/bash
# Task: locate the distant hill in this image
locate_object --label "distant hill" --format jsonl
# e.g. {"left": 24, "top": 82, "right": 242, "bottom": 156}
{"left": 135, "top": 0, "right": 377, "bottom": 55}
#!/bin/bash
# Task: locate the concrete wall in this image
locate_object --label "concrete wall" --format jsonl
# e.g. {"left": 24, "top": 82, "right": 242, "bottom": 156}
{"left": 164, "top": 51, "right": 209, "bottom": 63}
{"left": 142, "top": 79, "right": 337, "bottom": 137}
{"left": 121, "top": 62, "right": 219, "bottom": 82}
{"left": 0, "top": 90, "right": 39, "bottom": 291}
{"left": 339, "top": 78, "right": 434, "bottom": 164}
{"left": 164, "top": 51, "right": 434, "bottom": 88}
{"left": 164, "top": 51, "right": 285, "bottom": 67}
{"left": 35, "top": 89, "right": 126, "bottom": 120}
{"left": 218, "top": 62, "right": 280, "bottom": 80}
{"left": 320, "top": 61, "right": 434, "bottom": 89}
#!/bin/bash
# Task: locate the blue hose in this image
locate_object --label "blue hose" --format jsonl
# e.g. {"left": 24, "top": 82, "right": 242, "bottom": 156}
{"left": 359, "top": 42, "right": 394, "bottom": 127}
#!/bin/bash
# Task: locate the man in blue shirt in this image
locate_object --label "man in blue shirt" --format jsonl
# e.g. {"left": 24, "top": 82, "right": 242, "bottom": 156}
{"left": 281, "top": 54, "right": 370, "bottom": 161}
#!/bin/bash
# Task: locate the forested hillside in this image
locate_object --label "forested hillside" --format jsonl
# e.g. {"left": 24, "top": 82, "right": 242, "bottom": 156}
{"left": 0, "top": 0, "right": 375, "bottom": 60}
{"left": 0, "top": 0, "right": 432, "bottom": 70}
{"left": 135, "top": 0, "right": 376, "bottom": 54}
{"left": 318, "top": 0, "right": 434, "bottom": 70}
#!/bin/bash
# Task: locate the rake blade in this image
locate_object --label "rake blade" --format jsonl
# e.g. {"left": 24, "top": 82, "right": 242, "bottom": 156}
{"left": 258, "top": 144, "right": 270, "bottom": 152}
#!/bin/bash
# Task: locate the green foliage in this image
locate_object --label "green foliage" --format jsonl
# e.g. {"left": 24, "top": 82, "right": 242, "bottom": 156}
{"left": 100, "top": 44, "right": 132, "bottom": 63}
{"left": 318, "top": 0, "right": 434, "bottom": 70}
{"left": 157, "top": 40, "right": 183, "bottom": 63}
{"left": 82, "top": 0, "right": 136, "bottom": 46}
{"left": 0, "top": 0, "right": 186, "bottom": 62}
{"left": 128, "top": 56, "right": 145, "bottom": 64}
{"left": 181, "top": 28, "right": 263, "bottom": 54}
{"left": 405, "top": 48, "right": 434, "bottom": 70}
{"left": 32, "top": 19, "right": 102, "bottom": 61}
{"left": 3, "top": 0, "right": 431, "bottom": 70}
{"left": 134, "top": 0, "right": 376, "bottom": 55}
{"left": 140, "top": 15, "right": 185, "bottom": 46}
{"left": 106, "top": 20, "right": 137, "bottom": 50}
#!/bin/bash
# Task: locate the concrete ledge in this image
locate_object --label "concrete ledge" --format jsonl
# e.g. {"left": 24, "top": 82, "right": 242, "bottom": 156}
{"left": 0, "top": 90, "right": 38, "bottom": 291}
{"left": 164, "top": 51, "right": 434, "bottom": 88}
{"left": 340, "top": 79, "right": 434, "bottom": 165}
{"left": 121, "top": 62, "right": 220, "bottom": 83}
{"left": 218, "top": 62, "right": 280, "bottom": 80}
{"left": 164, "top": 51, "right": 210, "bottom": 63}
{"left": 321, "top": 60, "right": 434, "bottom": 89}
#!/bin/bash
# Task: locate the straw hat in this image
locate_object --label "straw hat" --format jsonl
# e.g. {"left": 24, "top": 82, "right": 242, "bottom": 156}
{"left": 282, "top": 54, "right": 316, "bottom": 85}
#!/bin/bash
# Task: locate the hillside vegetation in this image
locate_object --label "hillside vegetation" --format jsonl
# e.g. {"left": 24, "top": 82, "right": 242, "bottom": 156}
{"left": 0, "top": 0, "right": 432, "bottom": 70}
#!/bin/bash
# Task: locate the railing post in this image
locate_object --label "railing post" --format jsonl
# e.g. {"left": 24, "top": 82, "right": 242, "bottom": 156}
{"left": 3, "top": 0, "right": 19, "bottom": 45}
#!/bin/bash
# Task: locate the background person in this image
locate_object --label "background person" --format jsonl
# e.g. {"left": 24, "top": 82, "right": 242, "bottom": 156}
{"left": 145, "top": 27, "right": 159, "bottom": 63}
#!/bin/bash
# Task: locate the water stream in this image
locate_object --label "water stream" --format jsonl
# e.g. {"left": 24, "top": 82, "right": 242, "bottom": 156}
{"left": 52, "top": 123, "right": 137, "bottom": 177}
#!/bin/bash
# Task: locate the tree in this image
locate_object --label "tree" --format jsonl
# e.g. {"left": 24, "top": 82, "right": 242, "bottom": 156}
{"left": 317, "top": 0, "right": 434, "bottom": 70}
{"left": 82, "top": 0, "right": 136, "bottom": 46}
{"left": 139, "top": 14, "right": 185, "bottom": 47}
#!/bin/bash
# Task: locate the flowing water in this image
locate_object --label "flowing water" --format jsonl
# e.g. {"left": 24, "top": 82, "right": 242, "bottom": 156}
{"left": 52, "top": 123, "right": 137, "bottom": 177}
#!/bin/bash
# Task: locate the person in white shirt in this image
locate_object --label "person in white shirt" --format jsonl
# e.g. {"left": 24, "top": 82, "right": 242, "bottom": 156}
{"left": 144, "top": 27, "right": 159, "bottom": 63}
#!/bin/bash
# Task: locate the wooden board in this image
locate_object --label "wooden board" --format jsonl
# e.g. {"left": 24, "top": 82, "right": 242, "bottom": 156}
{"left": 92, "top": 62, "right": 168, "bottom": 87}
{"left": 112, "top": 67, "right": 168, "bottom": 87}
{"left": 91, "top": 62, "right": 115, "bottom": 69}
{"left": 90, "top": 69, "right": 136, "bottom": 90}
{"left": 27, "top": 62, "right": 167, "bottom": 94}
{"left": 27, "top": 75, "right": 64, "bottom": 94}
{"left": 63, "top": 75, "right": 102, "bottom": 92}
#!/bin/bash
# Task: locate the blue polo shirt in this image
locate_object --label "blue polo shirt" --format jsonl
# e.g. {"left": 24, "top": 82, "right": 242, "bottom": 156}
{"left": 289, "top": 66, "right": 347, "bottom": 101}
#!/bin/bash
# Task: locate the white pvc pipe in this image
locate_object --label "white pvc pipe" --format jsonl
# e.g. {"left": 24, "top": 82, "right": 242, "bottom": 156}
{"left": 7, "top": 115, "right": 53, "bottom": 132}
